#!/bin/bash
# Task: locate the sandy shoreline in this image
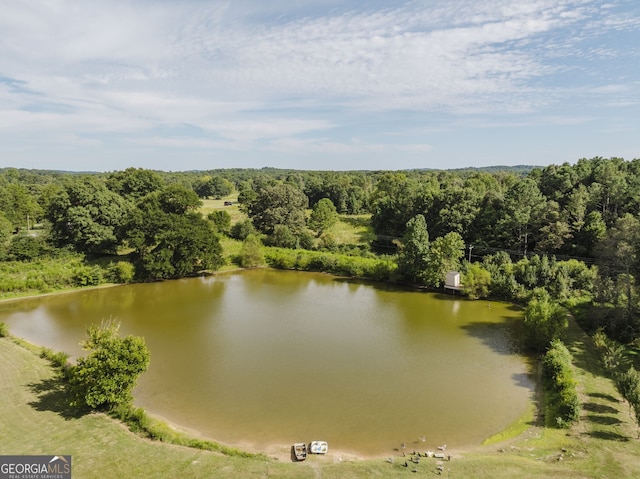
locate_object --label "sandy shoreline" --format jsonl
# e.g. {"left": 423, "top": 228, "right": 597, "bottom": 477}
{"left": 141, "top": 409, "right": 474, "bottom": 463}
{"left": 142, "top": 409, "right": 407, "bottom": 462}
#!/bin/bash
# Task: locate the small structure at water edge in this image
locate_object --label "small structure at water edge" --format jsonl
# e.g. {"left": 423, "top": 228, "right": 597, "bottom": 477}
{"left": 444, "top": 271, "right": 463, "bottom": 293}
{"left": 309, "top": 441, "right": 328, "bottom": 454}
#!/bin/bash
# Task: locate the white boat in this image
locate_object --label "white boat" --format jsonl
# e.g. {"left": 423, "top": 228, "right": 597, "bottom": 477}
{"left": 308, "top": 441, "right": 328, "bottom": 454}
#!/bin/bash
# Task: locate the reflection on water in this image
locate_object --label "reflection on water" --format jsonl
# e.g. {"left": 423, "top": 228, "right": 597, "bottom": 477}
{"left": 0, "top": 269, "right": 533, "bottom": 455}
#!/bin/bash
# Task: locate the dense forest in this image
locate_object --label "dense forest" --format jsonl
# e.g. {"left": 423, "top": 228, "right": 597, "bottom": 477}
{"left": 2, "top": 157, "right": 640, "bottom": 426}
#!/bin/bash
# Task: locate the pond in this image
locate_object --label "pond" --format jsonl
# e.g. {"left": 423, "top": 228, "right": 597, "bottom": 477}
{"left": 0, "top": 269, "right": 533, "bottom": 456}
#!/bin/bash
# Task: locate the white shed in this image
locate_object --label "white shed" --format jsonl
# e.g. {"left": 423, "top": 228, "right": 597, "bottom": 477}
{"left": 445, "top": 271, "right": 461, "bottom": 288}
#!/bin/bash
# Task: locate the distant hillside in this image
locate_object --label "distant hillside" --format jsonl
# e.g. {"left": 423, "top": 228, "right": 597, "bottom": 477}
{"left": 2, "top": 164, "right": 536, "bottom": 177}
{"left": 448, "top": 165, "right": 536, "bottom": 175}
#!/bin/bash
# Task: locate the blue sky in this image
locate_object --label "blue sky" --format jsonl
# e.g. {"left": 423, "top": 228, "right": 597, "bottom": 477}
{"left": 1, "top": 0, "right": 639, "bottom": 172}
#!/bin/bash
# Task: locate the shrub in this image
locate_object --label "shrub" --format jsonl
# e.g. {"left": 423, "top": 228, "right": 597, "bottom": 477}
{"left": 318, "top": 232, "right": 337, "bottom": 251}
{"left": 523, "top": 289, "right": 568, "bottom": 352}
{"left": 263, "top": 247, "right": 396, "bottom": 281}
{"left": 0, "top": 322, "right": 8, "bottom": 338}
{"left": 463, "top": 263, "right": 492, "bottom": 299}
{"left": 70, "top": 321, "right": 150, "bottom": 410}
{"left": 239, "top": 235, "right": 265, "bottom": 268}
{"left": 265, "top": 225, "right": 298, "bottom": 248}
{"left": 7, "top": 234, "right": 48, "bottom": 261}
{"left": 207, "top": 210, "right": 231, "bottom": 235}
{"left": 107, "top": 261, "right": 135, "bottom": 283}
{"left": 230, "top": 219, "right": 256, "bottom": 240}
{"left": 542, "top": 340, "right": 580, "bottom": 427}
{"left": 73, "top": 265, "right": 105, "bottom": 286}
{"left": 110, "top": 404, "right": 152, "bottom": 435}
{"left": 40, "top": 347, "right": 70, "bottom": 370}
{"left": 297, "top": 231, "right": 315, "bottom": 250}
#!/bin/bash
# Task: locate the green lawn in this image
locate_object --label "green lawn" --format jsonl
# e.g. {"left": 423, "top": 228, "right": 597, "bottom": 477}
{"left": 200, "top": 197, "right": 245, "bottom": 224}
{"left": 326, "top": 214, "right": 376, "bottom": 245}
{"left": 3, "top": 313, "right": 640, "bottom": 478}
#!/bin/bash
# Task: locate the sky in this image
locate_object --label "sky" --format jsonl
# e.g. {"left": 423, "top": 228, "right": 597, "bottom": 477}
{"left": 1, "top": 0, "right": 639, "bottom": 172}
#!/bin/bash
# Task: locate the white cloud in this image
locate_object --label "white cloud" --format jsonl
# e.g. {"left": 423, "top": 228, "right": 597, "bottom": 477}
{"left": 0, "top": 0, "right": 638, "bottom": 170}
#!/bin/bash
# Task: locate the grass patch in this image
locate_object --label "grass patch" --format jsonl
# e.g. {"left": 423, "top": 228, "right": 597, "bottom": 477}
{"left": 109, "top": 404, "right": 261, "bottom": 459}
{"left": 482, "top": 401, "right": 536, "bottom": 446}
{"left": 327, "top": 214, "right": 375, "bottom": 245}
{"left": 199, "top": 197, "right": 244, "bottom": 224}
{"left": 218, "top": 237, "right": 243, "bottom": 270}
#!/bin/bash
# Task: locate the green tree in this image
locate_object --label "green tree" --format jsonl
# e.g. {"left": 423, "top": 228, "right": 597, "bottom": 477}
{"left": 265, "top": 224, "right": 298, "bottom": 248}
{"left": 207, "top": 210, "right": 232, "bottom": 235}
{"left": 230, "top": 219, "right": 257, "bottom": 240}
{"left": 579, "top": 211, "right": 607, "bottom": 256}
{"left": 7, "top": 233, "right": 49, "bottom": 261}
{"left": 498, "top": 178, "right": 546, "bottom": 253}
{"left": 133, "top": 214, "right": 223, "bottom": 280}
{"left": 152, "top": 184, "right": 202, "bottom": 214}
{"left": 595, "top": 213, "right": 640, "bottom": 323}
{"left": 538, "top": 162, "right": 578, "bottom": 204}
{"left": 593, "top": 329, "right": 629, "bottom": 374}
{"left": 463, "top": 263, "right": 492, "bottom": 299}
{"left": 70, "top": 321, "right": 150, "bottom": 410}
{"left": 240, "top": 234, "right": 265, "bottom": 268}
{"left": 523, "top": 289, "right": 569, "bottom": 352}
{"left": 535, "top": 201, "right": 571, "bottom": 253}
{"left": 615, "top": 367, "right": 640, "bottom": 419}
{"left": 397, "top": 214, "right": 430, "bottom": 284}
{"left": 248, "top": 183, "right": 308, "bottom": 235}
{"left": 424, "top": 232, "right": 465, "bottom": 287}
{"left": 370, "top": 173, "right": 424, "bottom": 237}
{"left": 194, "top": 175, "right": 233, "bottom": 199}
{"left": 125, "top": 186, "right": 223, "bottom": 280}
{"left": 0, "top": 212, "right": 12, "bottom": 245}
{"left": 468, "top": 189, "right": 505, "bottom": 247}
{"left": 0, "top": 183, "right": 43, "bottom": 230}
{"left": 47, "top": 177, "right": 131, "bottom": 255}
{"left": 308, "top": 198, "right": 338, "bottom": 235}
{"left": 106, "top": 168, "right": 164, "bottom": 201}
{"left": 592, "top": 157, "right": 627, "bottom": 224}
{"left": 433, "top": 185, "right": 481, "bottom": 239}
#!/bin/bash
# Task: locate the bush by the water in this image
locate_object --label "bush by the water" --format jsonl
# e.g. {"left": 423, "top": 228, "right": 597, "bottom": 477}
{"left": 107, "top": 261, "right": 135, "bottom": 283}
{"left": 0, "top": 253, "right": 113, "bottom": 298}
{"left": 39, "top": 347, "right": 70, "bottom": 371}
{"left": 542, "top": 339, "right": 580, "bottom": 427}
{"left": 109, "top": 403, "right": 260, "bottom": 458}
{"left": 264, "top": 247, "right": 396, "bottom": 281}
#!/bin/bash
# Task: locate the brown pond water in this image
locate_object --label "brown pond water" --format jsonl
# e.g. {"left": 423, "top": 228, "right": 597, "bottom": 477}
{"left": 1, "top": 269, "right": 533, "bottom": 456}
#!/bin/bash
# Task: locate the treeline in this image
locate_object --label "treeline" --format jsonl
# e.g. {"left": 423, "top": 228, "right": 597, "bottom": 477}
{"left": 0, "top": 169, "right": 224, "bottom": 282}
{"left": 1, "top": 158, "right": 639, "bottom": 343}
{"left": 6, "top": 157, "right": 640, "bottom": 256}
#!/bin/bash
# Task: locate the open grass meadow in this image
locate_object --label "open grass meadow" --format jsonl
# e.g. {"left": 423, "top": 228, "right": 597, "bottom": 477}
{"left": 3, "top": 312, "right": 640, "bottom": 478}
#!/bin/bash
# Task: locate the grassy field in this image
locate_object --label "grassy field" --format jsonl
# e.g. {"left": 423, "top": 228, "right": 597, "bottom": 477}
{"left": 200, "top": 197, "right": 245, "bottom": 224}
{"left": 3, "top": 314, "right": 640, "bottom": 478}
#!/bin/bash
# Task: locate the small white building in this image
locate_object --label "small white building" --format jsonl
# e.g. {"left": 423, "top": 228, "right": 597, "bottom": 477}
{"left": 444, "top": 271, "right": 463, "bottom": 293}
{"left": 445, "top": 271, "right": 460, "bottom": 288}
